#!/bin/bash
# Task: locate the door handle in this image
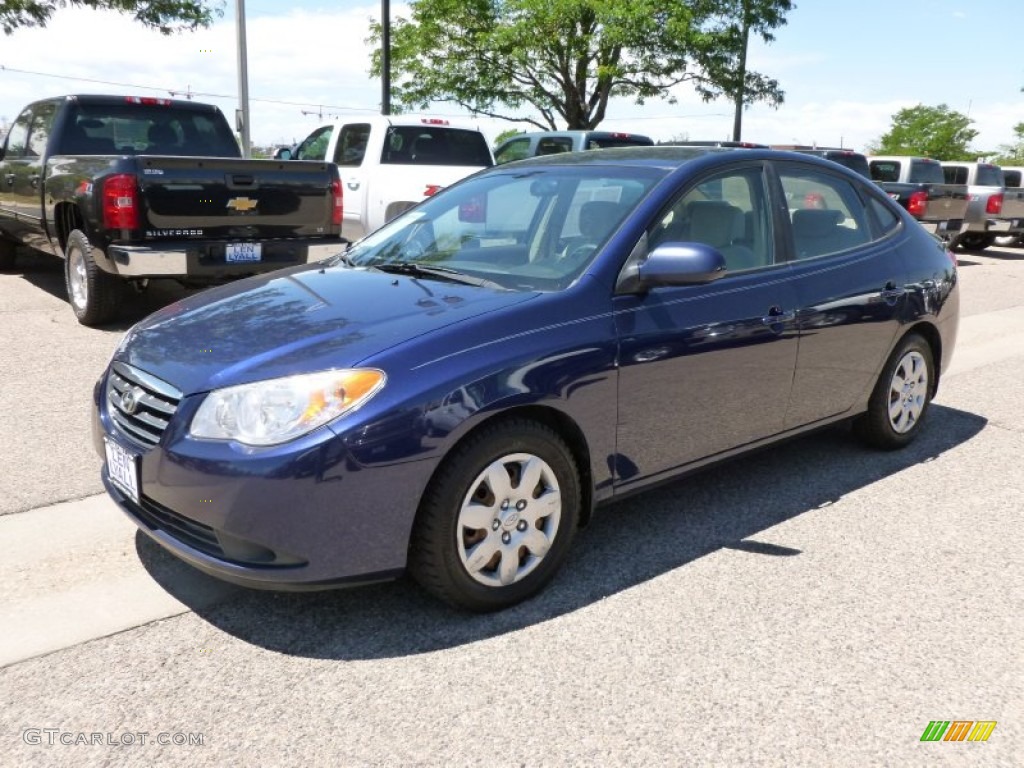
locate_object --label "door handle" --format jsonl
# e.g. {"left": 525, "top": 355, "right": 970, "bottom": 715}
{"left": 761, "top": 307, "right": 795, "bottom": 325}
{"left": 4, "top": 174, "right": 14, "bottom": 187}
{"left": 880, "top": 282, "right": 906, "bottom": 302}
{"left": 30, "top": 175, "right": 40, "bottom": 189}
{"left": 347, "top": 181, "right": 360, "bottom": 191}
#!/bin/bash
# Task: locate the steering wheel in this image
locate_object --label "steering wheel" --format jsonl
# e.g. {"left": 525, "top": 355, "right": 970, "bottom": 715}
{"left": 561, "top": 242, "right": 599, "bottom": 264}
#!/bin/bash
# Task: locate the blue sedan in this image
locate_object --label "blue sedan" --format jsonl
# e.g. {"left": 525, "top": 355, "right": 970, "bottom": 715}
{"left": 93, "top": 148, "right": 959, "bottom": 611}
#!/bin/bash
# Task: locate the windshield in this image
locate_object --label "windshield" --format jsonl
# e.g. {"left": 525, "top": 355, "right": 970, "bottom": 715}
{"left": 344, "top": 167, "right": 662, "bottom": 291}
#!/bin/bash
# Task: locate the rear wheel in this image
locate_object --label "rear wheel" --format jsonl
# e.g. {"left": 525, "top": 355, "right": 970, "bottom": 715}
{"left": 0, "top": 238, "right": 16, "bottom": 271}
{"left": 954, "top": 232, "right": 994, "bottom": 251}
{"left": 994, "top": 234, "right": 1022, "bottom": 248}
{"left": 854, "top": 334, "right": 934, "bottom": 450}
{"left": 409, "top": 419, "right": 580, "bottom": 611}
{"left": 64, "top": 229, "right": 123, "bottom": 326}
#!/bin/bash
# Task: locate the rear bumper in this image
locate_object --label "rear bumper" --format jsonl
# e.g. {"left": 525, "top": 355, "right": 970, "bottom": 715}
{"left": 98, "top": 238, "right": 346, "bottom": 278}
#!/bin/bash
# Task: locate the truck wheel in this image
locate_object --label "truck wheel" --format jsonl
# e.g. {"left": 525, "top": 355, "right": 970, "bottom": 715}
{"left": 64, "top": 229, "right": 123, "bottom": 326}
{"left": 994, "top": 234, "right": 1022, "bottom": 248}
{"left": 955, "top": 232, "right": 994, "bottom": 251}
{"left": 0, "top": 238, "right": 15, "bottom": 271}
{"left": 408, "top": 419, "right": 581, "bottom": 611}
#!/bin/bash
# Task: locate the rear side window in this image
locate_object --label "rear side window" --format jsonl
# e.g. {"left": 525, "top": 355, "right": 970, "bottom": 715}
{"left": 381, "top": 127, "right": 492, "bottom": 166}
{"left": 778, "top": 167, "right": 872, "bottom": 260}
{"left": 4, "top": 109, "right": 32, "bottom": 158}
{"left": 943, "top": 165, "right": 968, "bottom": 185}
{"left": 1004, "top": 170, "right": 1022, "bottom": 187}
{"left": 64, "top": 103, "right": 239, "bottom": 157}
{"left": 909, "top": 160, "right": 944, "bottom": 184}
{"left": 332, "top": 123, "right": 371, "bottom": 167}
{"left": 869, "top": 161, "right": 901, "bottom": 182}
{"left": 865, "top": 195, "right": 900, "bottom": 237}
{"left": 27, "top": 102, "right": 58, "bottom": 158}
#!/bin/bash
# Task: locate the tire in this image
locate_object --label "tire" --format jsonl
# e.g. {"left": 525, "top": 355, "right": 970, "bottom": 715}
{"left": 409, "top": 419, "right": 581, "bottom": 611}
{"left": 854, "top": 334, "right": 935, "bottom": 450}
{"left": 993, "top": 234, "right": 1022, "bottom": 248}
{"left": 64, "top": 229, "right": 123, "bottom": 326}
{"left": 0, "top": 238, "right": 15, "bottom": 271}
{"left": 954, "top": 232, "right": 994, "bottom": 251}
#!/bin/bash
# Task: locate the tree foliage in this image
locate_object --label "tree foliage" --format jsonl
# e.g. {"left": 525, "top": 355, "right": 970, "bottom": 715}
{"left": 991, "top": 121, "right": 1024, "bottom": 166}
{"left": 1, "top": 0, "right": 223, "bottom": 36}
{"left": 370, "top": 0, "right": 794, "bottom": 130}
{"left": 867, "top": 104, "right": 978, "bottom": 160}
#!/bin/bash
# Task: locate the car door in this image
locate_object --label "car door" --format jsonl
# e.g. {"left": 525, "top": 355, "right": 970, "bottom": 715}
{"left": 772, "top": 162, "right": 907, "bottom": 428}
{"left": 613, "top": 162, "right": 799, "bottom": 486}
{"left": 12, "top": 100, "right": 58, "bottom": 252}
{"left": 331, "top": 123, "right": 371, "bottom": 241}
{"left": 0, "top": 108, "right": 33, "bottom": 242}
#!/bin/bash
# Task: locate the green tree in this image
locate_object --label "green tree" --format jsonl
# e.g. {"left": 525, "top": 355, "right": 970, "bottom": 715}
{"left": 1, "top": 0, "right": 223, "bottom": 35}
{"left": 370, "top": 0, "right": 793, "bottom": 130}
{"left": 991, "top": 122, "right": 1024, "bottom": 166}
{"left": 867, "top": 104, "right": 978, "bottom": 160}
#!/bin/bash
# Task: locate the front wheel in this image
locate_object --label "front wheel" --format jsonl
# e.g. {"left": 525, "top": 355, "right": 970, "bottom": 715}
{"left": 854, "top": 334, "right": 935, "bottom": 450}
{"left": 64, "top": 229, "right": 123, "bottom": 326}
{"left": 409, "top": 419, "right": 581, "bottom": 611}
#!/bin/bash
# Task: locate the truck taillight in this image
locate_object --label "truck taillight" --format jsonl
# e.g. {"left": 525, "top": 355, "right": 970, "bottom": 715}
{"left": 986, "top": 192, "right": 1003, "bottom": 215}
{"left": 907, "top": 190, "right": 929, "bottom": 218}
{"left": 331, "top": 179, "right": 343, "bottom": 225}
{"left": 102, "top": 174, "right": 139, "bottom": 230}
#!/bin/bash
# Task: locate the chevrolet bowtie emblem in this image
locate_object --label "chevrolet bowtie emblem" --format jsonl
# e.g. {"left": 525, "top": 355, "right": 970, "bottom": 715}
{"left": 226, "top": 197, "right": 258, "bottom": 212}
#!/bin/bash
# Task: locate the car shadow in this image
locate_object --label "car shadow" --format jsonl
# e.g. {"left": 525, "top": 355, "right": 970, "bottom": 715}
{"left": 12, "top": 247, "right": 203, "bottom": 327}
{"left": 136, "top": 404, "right": 987, "bottom": 660}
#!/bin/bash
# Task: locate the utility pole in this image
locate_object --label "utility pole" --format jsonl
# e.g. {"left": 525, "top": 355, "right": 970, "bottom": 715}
{"left": 381, "top": 0, "right": 391, "bottom": 115}
{"left": 731, "top": 0, "right": 750, "bottom": 142}
{"left": 235, "top": 0, "right": 252, "bottom": 157}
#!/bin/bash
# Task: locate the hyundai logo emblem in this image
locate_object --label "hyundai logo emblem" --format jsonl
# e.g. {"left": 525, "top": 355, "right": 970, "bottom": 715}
{"left": 120, "top": 388, "right": 140, "bottom": 415}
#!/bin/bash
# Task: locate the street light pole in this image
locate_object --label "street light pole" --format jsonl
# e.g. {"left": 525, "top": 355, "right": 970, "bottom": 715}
{"left": 731, "top": 0, "right": 750, "bottom": 142}
{"left": 236, "top": 0, "right": 252, "bottom": 157}
{"left": 381, "top": 0, "right": 391, "bottom": 115}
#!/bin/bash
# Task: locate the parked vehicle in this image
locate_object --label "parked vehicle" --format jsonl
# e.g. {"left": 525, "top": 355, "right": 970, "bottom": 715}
{"left": 994, "top": 166, "right": 1024, "bottom": 246}
{"left": 291, "top": 116, "right": 493, "bottom": 242}
{"left": 94, "top": 147, "right": 959, "bottom": 611}
{"left": 660, "top": 140, "right": 769, "bottom": 149}
{"left": 772, "top": 146, "right": 870, "bottom": 177}
{"left": 0, "top": 95, "right": 344, "bottom": 325}
{"left": 867, "top": 156, "right": 969, "bottom": 240}
{"left": 494, "top": 130, "right": 653, "bottom": 164}
{"left": 940, "top": 160, "right": 1024, "bottom": 250}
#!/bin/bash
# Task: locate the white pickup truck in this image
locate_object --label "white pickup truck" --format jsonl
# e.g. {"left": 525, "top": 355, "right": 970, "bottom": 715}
{"left": 289, "top": 116, "right": 493, "bottom": 242}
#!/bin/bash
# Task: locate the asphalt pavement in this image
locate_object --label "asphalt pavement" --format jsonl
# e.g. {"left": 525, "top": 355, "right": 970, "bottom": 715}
{"left": 0, "top": 244, "right": 1021, "bottom": 767}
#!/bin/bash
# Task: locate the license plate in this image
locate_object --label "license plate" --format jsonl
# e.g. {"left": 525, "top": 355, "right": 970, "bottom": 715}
{"left": 226, "top": 242, "right": 262, "bottom": 262}
{"left": 104, "top": 437, "right": 140, "bottom": 503}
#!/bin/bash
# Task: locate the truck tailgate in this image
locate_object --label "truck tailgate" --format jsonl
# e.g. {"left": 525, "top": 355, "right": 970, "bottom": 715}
{"left": 921, "top": 184, "right": 969, "bottom": 224}
{"left": 135, "top": 157, "right": 337, "bottom": 239}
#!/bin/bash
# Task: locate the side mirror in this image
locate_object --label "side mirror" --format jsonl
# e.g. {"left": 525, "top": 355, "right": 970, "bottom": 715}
{"left": 618, "top": 242, "right": 727, "bottom": 293}
{"left": 277, "top": 148, "right": 292, "bottom": 160}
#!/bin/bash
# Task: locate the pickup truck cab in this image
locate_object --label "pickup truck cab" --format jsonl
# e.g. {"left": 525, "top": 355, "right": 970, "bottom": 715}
{"left": 995, "top": 166, "right": 1024, "bottom": 246}
{"left": 867, "top": 155, "right": 969, "bottom": 241}
{"left": 941, "top": 161, "right": 1024, "bottom": 250}
{"left": 292, "top": 116, "right": 493, "bottom": 242}
{"left": 772, "top": 146, "right": 870, "bottom": 177}
{"left": 494, "top": 130, "right": 653, "bottom": 164}
{"left": 0, "top": 95, "right": 344, "bottom": 325}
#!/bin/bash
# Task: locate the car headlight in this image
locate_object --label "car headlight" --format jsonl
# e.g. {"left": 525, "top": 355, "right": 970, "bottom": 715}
{"left": 189, "top": 369, "right": 386, "bottom": 446}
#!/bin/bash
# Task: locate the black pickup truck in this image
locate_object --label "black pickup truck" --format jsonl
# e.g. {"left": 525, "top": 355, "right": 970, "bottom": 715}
{"left": 0, "top": 95, "right": 344, "bottom": 325}
{"left": 866, "top": 155, "right": 969, "bottom": 241}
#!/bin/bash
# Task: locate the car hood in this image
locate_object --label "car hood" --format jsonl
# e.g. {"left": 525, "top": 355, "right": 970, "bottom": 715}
{"left": 117, "top": 264, "right": 540, "bottom": 394}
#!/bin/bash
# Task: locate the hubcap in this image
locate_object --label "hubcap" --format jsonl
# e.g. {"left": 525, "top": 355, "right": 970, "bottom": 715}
{"left": 456, "top": 452, "right": 562, "bottom": 588}
{"left": 68, "top": 248, "right": 88, "bottom": 311}
{"left": 887, "top": 350, "right": 928, "bottom": 434}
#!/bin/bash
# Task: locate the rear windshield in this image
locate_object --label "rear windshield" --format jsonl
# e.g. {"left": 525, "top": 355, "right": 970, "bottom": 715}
{"left": 909, "top": 160, "right": 944, "bottom": 184}
{"left": 60, "top": 103, "right": 240, "bottom": 157}
{"left": 1004, "top": 170, "right": 1022, "bottom": 187}
{"left": 585, "top": 136, "right": 654, "bottom": 150}
{"left": 819, "top": 152, "right": 870, "bottom": 177}
{"left": 869, "top": 161, "right": 901, "bottom": 182}
{"left": 978, "top": 164, "right": 1004, "bottom": 186}
{"left": 381, "top": 126, "right": 492, "bottom": 166}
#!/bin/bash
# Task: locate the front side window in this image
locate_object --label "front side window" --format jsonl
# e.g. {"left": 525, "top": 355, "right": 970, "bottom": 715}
{"left": 778, "top": 167, "right": 871, "bottom": 260}
{"left": 3, "top": 109, "right": 32, "bottom": 158}
{"left": 295, "top": 126, "right": 332, "bottom": 161}
{"left": 650, "top": 166, "right": 773, "bottom": 272}
{"left": 495, "top": 138, "right": 530, "bottom": 164}
{"left": 344, "top": 167, "right": 662, "bottom": 291}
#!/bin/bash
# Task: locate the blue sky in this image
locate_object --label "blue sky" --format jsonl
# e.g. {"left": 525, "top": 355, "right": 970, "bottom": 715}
{"left": 1, "top": 0, "right": 1021, "bottom": 153}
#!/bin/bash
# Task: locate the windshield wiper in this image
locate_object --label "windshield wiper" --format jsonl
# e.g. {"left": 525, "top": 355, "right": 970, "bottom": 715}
{"left": 370, "top": 262, "right": 506, "bottom": 290}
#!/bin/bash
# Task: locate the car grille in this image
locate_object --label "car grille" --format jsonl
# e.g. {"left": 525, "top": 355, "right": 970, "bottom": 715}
{"left": 133, "top": 495, "right": 225, "bottom": 559}
{"left": 106, "top": 362, "right": 183, "bottom": 448}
